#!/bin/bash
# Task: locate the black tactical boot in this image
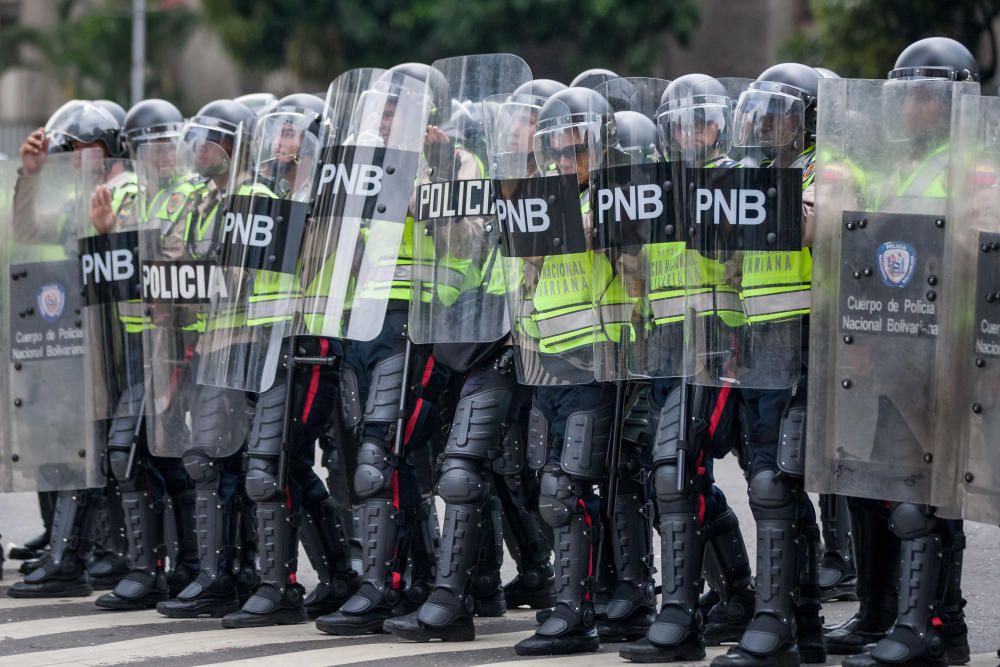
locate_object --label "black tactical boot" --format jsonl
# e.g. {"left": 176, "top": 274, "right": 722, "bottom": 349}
{"left": 795, "top": 525, "right": 826, "bottom": 664}
{"left": 711, "top": 473, "right": 800, "bottom": 667}
{"left": 471, "top": 497, "right": 506, "bottom": 618}
{"left": 157, "top": 490, "right": 239, "bottom": 618}
{"left": 600, "top": 490, "right": 655, "bottom": 643}
{"left": 299, "top": 498, "right": 359, "bottom": 618}
{"left": 96, "top": 488, "right": 169, "bottom": 610}
{"left": 10, "top": 491, "right": 57, "bottom": 560}
{"left": 620, "top": 506, "right": 707, "bottom": 663}
{"left": 504, "top": 564, "right": 556, "bottom": 609}
{"left": 702, "top": 508, "right": 755, "bottom": 646}
{"left": 818, "top": 494, "right": 858, "bottom": 602}
{"left": 940, "top": 530, "right": 969, "bottom": 666}
{"left": 223, "top": 502, "right": 307, "bottom": 628}
{"left": 825, "top": 502, "right": 898, "bottom": 655}
{"left": 386, "top": 493, "right": 489, "bottom": 642}
{"left": 316, "top": 499, "right": 402, "bottom": 635}
{"left": 515, "top": 512, "right": 600, "bottom": 656}
{"left": 8, "top": 490, "right": 93, "bottom": 598}
{"left": 843, "top": 534, "right": 948, "bottom": 667}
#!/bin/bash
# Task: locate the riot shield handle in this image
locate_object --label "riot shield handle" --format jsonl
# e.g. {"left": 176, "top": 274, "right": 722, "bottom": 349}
{"left": 603, "top": 380, "right": 628, "bottom": 522}
{"left": 122, "top": 390, "right": 147, "bottom": 482}
{"left": 392, "top": 338, "right": 414, "bottom": 459}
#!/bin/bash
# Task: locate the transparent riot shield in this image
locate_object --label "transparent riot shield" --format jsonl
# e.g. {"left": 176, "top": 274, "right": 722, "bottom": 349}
{"left": 295, "top": 69, "right": 430, "bottom": 342}
{"left": 137, "top": 125, "right": 248, "bottom": 458}
{"left": 485, "top": 95, "right": 601, "bottom": 386}
{"left": 686, "top": 82, "right": 806, "bottom": 390}
{"left": 408, "top": 54, "right": 531, "bottom": 346}
{"left": 589, "top": 78, "right": 675, "bottom": 381}
{"left": 806, "top": 77, "right": 979, "bottom": 504}
{"left": 77, "top": 157, "right": 144, "bottom": 428}
{"left": 933, "top": 94, "right": 1000, "bottom": 520}
{"left": 2, "top": 150, "right": 101, "bottom": 491}
{"left": 196, "top": 103, "right": 320, "bottom": 393}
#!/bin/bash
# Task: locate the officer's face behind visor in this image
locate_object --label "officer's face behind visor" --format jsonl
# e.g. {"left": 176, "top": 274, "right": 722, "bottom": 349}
{"left": 352, "top": 81, "right": 426, "bottom": 152}
{"left": 135, "top": 133, "right": 180, "bottom": 179}
{"left": 734, "top": 88, "right": 803, "bottom": 148}
{"left": 487, "top": 95, "right": 545, "bottom": 178}
{"left": 259, "top": 112, "right": 318, "bottom": 169}
{"left": 533, "top": 118, "right": 601, "bottom": 182}
{"left": 883, "top": 77, "right": 952, "bottom": 143}
{"left": 658, "top": 97, "right": 729, "bottom": 160}
{"left": 178, "top": 122, "right": 234, "bottom": 178}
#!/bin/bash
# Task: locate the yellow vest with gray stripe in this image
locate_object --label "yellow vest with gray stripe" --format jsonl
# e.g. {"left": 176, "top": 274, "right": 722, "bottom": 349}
{"left": 739, "top": 147, "right": 814, "bottom": 324}
{"left": 531, "top": 191, "right": 613, "bottom": 354}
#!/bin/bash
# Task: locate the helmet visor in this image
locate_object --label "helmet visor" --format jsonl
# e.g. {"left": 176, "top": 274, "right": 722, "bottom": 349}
{"left": 176, "top": 117, "right": 238, "bottom": 178}
{"left": 44, "top": 101, "right": 118, "bottom": 153}
{"left": 350, "top": 79, "right": 427, "bottom": 151}
{"left": 657, "top": 95, "right": 731, "bottom": 160}
{"left": 733, "top": 88, "right": 804, "bottom": 148}
{"left": 251, "top": 110, "right": 319, "bottom": 198}
{"left": 533, "top": 111, "right": 604, "bottom": 176}
{"left": 485, "top": 93, "right": 546, "bottom": 178}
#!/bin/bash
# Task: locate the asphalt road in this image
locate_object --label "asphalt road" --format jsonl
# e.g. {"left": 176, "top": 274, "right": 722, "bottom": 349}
{"left": 2, "top": 456, "right": 999, "bottom": 666}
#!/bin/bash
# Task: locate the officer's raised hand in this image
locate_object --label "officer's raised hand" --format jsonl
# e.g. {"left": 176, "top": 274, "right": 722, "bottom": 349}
{"left": 90, "top": 184, "right": 115, "bottom": 233}
{"left": 20, "top": 127, "right": 48, "bottom": 174}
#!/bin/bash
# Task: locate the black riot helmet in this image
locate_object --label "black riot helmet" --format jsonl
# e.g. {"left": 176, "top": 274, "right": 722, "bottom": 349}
{"left": 45, "top": 100, "right": 124, "bottom": 157}
{"left": 385, "top": 62, "right": 450, "bottom": 124}
{"left": 657, "top": 73, "right": 732, "bottom": 160}
{"left": 123, "top": 98, "right": 184, "bottom": 156}
{"left": 889, "top": 36, "right": 979, "bottom": 81}
{"left": 571, "top": 68, "right": 621, "bottom": 91}
{"left": 93, "top": 99, "right": 127, "bottom": 126}
{"left": 734, "top": 62, "right": 821, "bottom": 151}
{"left": 178, "top": 99, "right": 255, "bottom": 178}
{"left": 534, "top": 86, "right": 618, "bottom": 182}
{"left": 614, "top": 110, "right": 659, "bottom": 164}
{"left": 513, "top": 79, "right": 567, "bottom": 100}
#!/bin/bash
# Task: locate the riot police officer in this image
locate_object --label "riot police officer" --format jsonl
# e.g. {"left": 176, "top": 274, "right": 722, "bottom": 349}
{"left": 219, "top": 93, "right": 359, "bottom": 628}
{"left": 8, "top": 101, "right": 131, "bottom": 598}
{"left": 153, "top": 99, "right": 261, "bottom": 619}
{"left": 94, "top": 98, "right": 202, "bottom": 610}
{"left": 709, "top": 63, "right": 826, "bottom": 667}
{"left": 619, "top": 73, "right": 757, "bottom": 663}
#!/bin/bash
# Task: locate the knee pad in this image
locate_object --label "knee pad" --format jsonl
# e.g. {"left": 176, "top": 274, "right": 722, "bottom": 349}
{"left": 445, "top": 386, "right": 511, "bottom": 460}
{"left": 748, "top": 468, "right": 796, "bottom": 522}
{"left": 182, "top": 449, "right": 218, "bottom": 485}
{"left": 339, "top": 367, "right": 363, "bottom": 428}
{"left": 364, "top": 353, "right": 405, "bottom": 424}
{"left": 435, "top": 457, "right": 489, "bottom": 505}
{"left": 889, "top": 502, "right": 938, "bottom": 540}
{"left": 561, "top": 406, "right": 612, "bottom": 480}
{"left": 653, "top": 461, "right": 687, "bottom": 512}
{"left": 353, "top": 438, "right": 392, "bottom": 499}
{"left": 244, "top": 457, "right": 281, "bottom": 502}
{"left": 537, "top": 467, "right": 580, "bottom": 528}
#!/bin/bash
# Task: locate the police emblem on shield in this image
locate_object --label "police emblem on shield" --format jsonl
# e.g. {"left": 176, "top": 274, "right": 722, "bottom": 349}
{"left": 36, "top": 282, "right": 66, "bottom": 322}
{"left": 877, "top": 241, "right": 916, "bottom": 288}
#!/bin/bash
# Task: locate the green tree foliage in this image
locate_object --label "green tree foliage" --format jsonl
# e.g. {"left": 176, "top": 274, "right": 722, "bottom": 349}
{"left": 201, "top": 0, "right": 700, "bottom": 85}
{"left": 784, "top": 0, "right": 1000, "bottom": 81}
{"left": 1, "top": 0, "right": 197, "bottom": 105}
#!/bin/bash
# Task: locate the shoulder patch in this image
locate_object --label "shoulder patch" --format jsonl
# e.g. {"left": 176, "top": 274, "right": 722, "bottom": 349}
{"left": 166, "top": 191, "right": 186, "bottom": 216}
